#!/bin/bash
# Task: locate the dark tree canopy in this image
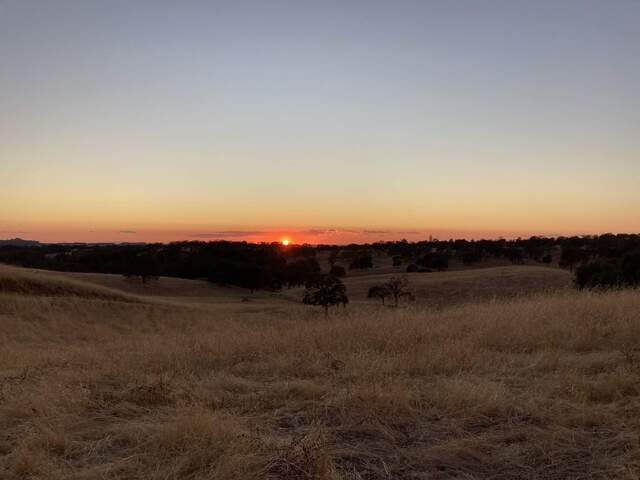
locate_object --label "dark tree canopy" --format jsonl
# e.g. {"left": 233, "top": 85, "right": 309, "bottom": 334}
{"left": 383, "top": 276, "right": 412, "bottom": 307}
{"left": 349, "top": 254, "right": 373, "bottom": 270}
{"left": 417, "top": 252, "right": 449, "bottom": 271}
{"left": 329, "top": 265, "right": 346, "bottom": 278}
{"left": 302, "top": 275, "right": 348, "bottom": 315}
{"left": 3, "top": 234, "right": 640, "bottom": 294}
{"left": 368, "top": 285, "right": 390, "bottom": 305}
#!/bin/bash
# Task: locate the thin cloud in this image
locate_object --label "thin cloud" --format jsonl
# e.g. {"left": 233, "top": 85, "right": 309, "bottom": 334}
{"left": 190, "top": 231, "right": 264, "bottom": 239}
{"left": 119, "top": 230, "right": 137, "bottom": 234}
{"left": 302, "top": 229, "right": 335, "bottom": 236}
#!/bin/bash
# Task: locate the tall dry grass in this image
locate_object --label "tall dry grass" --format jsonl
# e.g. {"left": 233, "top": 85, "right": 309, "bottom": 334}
{"left": 1, "top": 278, "right": 640, "bottom": 479}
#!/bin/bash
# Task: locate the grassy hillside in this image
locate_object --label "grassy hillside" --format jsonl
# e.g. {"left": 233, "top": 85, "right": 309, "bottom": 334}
{"left": 0, "top": 264, "right": 139, "bottom": 303}
{"left": 342, "top": 265, "right": 573, "bottom": 307}
{"left": 1, "top": 265, "right": 639, "bottom": 479}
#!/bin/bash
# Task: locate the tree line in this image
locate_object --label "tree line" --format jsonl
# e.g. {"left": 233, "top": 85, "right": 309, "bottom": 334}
{"left": 1, "top": 233, "right": 639, "bottom": 290}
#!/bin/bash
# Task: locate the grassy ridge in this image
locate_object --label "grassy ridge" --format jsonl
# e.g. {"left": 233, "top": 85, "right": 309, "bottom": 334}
{"left": 0, "top": 265, "right": 139, "bottom": 303}
{"left": 1, "top": 266, "right": 639, "bottom": 479}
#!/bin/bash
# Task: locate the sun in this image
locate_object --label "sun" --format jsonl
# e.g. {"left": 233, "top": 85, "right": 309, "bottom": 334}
{"left": 281, "top": 238, "right": 290, "bottom": 246}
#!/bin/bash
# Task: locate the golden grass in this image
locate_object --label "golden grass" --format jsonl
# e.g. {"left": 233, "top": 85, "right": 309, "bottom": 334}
{"left": 1, "top": 266, "right": 640, "bottom": 479}
{"left": 341, "top": 265, "right": 573, "bottom": 307}
{"left": 0, "top": 265, "right": 139, "bottom": 303}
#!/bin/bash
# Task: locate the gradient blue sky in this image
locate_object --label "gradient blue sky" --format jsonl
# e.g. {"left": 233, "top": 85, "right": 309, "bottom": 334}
{"left": 1, "top": 0, "right": 638, "bottom": 243}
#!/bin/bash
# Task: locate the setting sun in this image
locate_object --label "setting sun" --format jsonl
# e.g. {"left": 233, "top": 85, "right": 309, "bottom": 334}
{"left": 281, "top": 239, "right": 290, "bottom": 246}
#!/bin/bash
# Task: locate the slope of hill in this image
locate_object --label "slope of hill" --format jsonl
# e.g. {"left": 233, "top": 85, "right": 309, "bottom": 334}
{"left": 0, "top": 264, "right": 138, "bottom": 303}
{"left": 345, "top": 265, "right": 573, "bottom": 306}
{"left": 1, "top": 264, "right": 639, "bottom": 479}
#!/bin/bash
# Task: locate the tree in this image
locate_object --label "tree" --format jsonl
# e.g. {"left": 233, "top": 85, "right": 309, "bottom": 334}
{"left": 302, "top": 275, "right": 348, "bottom": 316}
{"left": 504, "top": 248, "right": 525, "bottom": 265}
{"left": 560, "top": 247, "right": 586, "bottom": 271}
{"left": 124, "top": 253, "right": 160, "bottom": 284}
{"left": 620, "top": 252, "right": 640, "bottom": 286}
{"left": 461, "top": 249, "right": 483, "bottom": 266}
{"left": 368, "top": 285, "right": 390, "bottom": 305}
{"left": 349, "top": 254, "right": 373, "bottom": 270}
{"left": 417, "top": 252, "right": 449, "bottom": 271}
{"left": 575, "top": 260, "right": 619, "bottom": 289}
{"left": 383, "top": 276, "right": 411, "bottom": 307}
{"left": 329, "top": 265, "right": 346, "bottom": 277}
{"left": 284, "top": 258, "right": 321, "bottom": 288}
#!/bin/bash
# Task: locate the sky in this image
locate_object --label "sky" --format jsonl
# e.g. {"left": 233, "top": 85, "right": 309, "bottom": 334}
{"left": 1, "top": 0, "right": 638, "bottom": 244}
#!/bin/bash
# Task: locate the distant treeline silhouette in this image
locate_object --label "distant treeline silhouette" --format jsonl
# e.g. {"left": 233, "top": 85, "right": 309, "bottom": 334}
{"left": 0, "top": 234, "right": 639, "bottom": 290}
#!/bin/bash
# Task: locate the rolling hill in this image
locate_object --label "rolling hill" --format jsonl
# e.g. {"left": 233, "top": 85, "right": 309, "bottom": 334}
{"left": 1, "top": 263, "right": 638, "bottom": 479}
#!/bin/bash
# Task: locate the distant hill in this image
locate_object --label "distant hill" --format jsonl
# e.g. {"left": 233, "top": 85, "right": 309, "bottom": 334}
{"left": 0, "top": 237, "right": 42, "bottom": 247}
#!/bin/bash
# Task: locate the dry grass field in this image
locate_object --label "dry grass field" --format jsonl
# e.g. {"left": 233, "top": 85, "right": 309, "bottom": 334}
{"left": 1, "top": 264, "right": 640, "bottom": 479}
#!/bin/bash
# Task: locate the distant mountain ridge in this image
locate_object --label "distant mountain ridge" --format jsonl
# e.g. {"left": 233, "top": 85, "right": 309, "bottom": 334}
{"left": 0, "top": 238, "right": 146, "bottom": 247}
{"left": 0, "top": 238, "right": 42, "bottom": 247}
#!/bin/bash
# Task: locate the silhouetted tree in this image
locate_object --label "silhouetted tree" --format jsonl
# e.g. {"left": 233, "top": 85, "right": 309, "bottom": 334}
{"left": 620, "top": 251, "right": 640, "bottom": 286}
{"left": 302, "top": 275, "right": 348, "bottom": 316}
{"left": 284, "top": 258, "right": 321, "bottom": 287}
{"left": 349, "top": 254, "right": 373, "bottom": 270}
{"left": 383, "top": 276, "right": 411, "bottom": 307}
{"left": 124, "top": 253, "right": 160, "bottom": 284}
{"left": 505, "top": 248, "right": 525, "bottom": 265}
{"left": 329, "top": 265, "right": 346, "bottom": 278}
{"left": 575, "top": 260, "right": 619, "bottom": 289}
{"left": 368, "top": 285, "right": 390, "bottom": 305}
{"left": 461, "top": 249, "right": 483, "bottom": 265}
{"left": 417, "top": 252, "right": 448, "bottom": 271}
{"left": 560, "top": 247, "right": 586, "bottom": 271}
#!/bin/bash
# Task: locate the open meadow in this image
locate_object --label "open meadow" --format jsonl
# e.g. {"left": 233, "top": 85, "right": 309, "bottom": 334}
{"left": 2, "top": 263, "right": 640, "bottom": 479}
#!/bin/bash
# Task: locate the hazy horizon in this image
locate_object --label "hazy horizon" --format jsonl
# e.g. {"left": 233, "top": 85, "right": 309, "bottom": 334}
{"left": 2, "top": 0, "right": 639, "bottom": 243}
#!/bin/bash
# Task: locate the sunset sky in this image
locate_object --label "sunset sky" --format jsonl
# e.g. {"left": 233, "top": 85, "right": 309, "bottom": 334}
{"left": 1, "top": 1, "right": 639, "bottom": 244}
